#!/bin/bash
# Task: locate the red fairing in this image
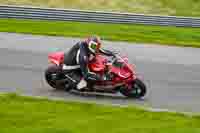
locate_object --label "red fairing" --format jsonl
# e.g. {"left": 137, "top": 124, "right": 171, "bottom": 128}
{"left": 89, "top": 54, "right": 137, "bottom": 83}
{"left": 110, "top": 66, "right": 131, "bottom": 79}
{"left": 48, "top": 52, "right": 64, "bottom": 66}
{"left": 89, "top": 54, "right": 107, "bottom": 73}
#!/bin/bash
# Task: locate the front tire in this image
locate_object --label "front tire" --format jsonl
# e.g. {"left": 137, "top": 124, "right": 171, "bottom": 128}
{"left": 120, "top": 78, "right": 146, "bottom": 98}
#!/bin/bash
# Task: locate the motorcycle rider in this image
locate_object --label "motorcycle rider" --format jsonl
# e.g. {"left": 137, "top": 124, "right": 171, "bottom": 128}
{"left": 62, "top": 36, "right": 115, "bottom": 90}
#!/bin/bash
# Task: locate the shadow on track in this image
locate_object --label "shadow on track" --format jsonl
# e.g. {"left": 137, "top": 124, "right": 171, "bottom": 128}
{"left": 51, "top": 88, "right": 147, "bottom": 102}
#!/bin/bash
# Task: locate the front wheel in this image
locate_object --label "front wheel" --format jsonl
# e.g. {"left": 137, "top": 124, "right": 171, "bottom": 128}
{"left": 120, "top": 78, "right": 146, "bottom": 98}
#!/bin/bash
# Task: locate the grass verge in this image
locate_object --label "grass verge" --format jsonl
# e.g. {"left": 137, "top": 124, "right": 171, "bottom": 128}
{"left": 0, "top": 92, "right": 200, "bottom": 133}
{"left": 0, "top": 18, "right": 200, "bottom": 48}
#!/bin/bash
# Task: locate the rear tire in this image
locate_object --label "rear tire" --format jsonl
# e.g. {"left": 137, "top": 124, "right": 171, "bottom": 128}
{"left": 45, "top": 64, "right": 71, "bottom": 91}
{"left": 120, "top": 78, "right": 146, "bottom": 98}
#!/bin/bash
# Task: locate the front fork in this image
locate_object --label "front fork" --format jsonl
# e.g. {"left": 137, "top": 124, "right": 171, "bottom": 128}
{"left": 124, "top": 75, "right": 137, "bottom": 90}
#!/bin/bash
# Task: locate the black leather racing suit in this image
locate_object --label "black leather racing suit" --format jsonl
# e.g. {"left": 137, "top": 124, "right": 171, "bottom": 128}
{"left": 63, "top": 41, "right": 114, "bottom": 82}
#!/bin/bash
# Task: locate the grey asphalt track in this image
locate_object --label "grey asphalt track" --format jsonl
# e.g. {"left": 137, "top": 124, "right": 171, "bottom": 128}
{"left": 0, "top": 32, "right": 200, "bottom": 113}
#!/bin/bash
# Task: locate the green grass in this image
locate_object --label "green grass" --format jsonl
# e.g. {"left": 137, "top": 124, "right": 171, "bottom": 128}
{"left": 0, "top": 93, "right": 200, "bottom": 133}
{"left": 0, "top": 18, "right": 200, "bottom": 48}
{"left": 1, "top": 0, "right": 200, "bottom": 17}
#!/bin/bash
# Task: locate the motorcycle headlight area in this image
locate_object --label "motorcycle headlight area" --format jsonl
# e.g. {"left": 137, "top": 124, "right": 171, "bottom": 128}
{"left": 113, "top": 60, "right": 125, "bottom": 68}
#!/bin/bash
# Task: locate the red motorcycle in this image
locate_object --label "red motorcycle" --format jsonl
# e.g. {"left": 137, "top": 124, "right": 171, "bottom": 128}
{"left": 45, "top": 51, "right": 146, "bottom": 98}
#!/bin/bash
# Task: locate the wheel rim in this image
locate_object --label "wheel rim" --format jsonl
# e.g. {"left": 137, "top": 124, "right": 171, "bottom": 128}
{"left": 130, "top": 83, "right": 143, "bottom": 97}
{"left": 46, "top": 73, "right": 58, "bottom": 86}
{"left": 48, "top": 73, "right": 71, "bottom": 89}
{"left": 120, "top": 79, "right": 146, "bottom": 98}
{"left": 50, "top": 73, "right": 58, "bottom": 80}
{"left": 134, "top": 84, "right": 142, "bottom": 94}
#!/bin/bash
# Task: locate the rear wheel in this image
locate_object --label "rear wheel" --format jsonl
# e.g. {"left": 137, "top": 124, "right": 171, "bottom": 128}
{"left": 45, "top": 64, "right": 71, "bottom": 91}
{"left": 120, "top": 78, "right": 146, "bottom": 98}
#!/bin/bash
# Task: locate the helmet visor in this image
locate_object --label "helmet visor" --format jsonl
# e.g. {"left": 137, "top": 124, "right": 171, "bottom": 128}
{"left": 89, "top": 41, "right": 99, "bottom": 52}
{"left": 90, "top": 42, "right": 97, "bottom": 50}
